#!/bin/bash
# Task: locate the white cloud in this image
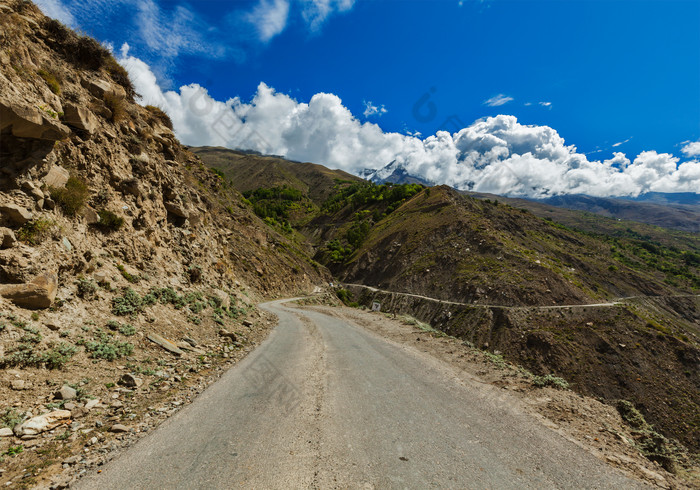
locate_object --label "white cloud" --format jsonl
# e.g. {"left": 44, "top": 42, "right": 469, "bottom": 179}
{"left": 363, "top": 101, "right": 387, "bottom": 118}
{"left": 539, "top": 101, "right": 552, "bottom": 108}
{"left": 484, "top": 94, "right": 514, "bottom": 107}
{"left": 120, "top": 51, "right": 700, "bottom": 199}
{"left": 612, "top": 137, "right": 631, "bottom": 148}
{"left": 34, "top": 0, "right": 76, "bottom": 26}
{"left": 246, "top": 0, "right": 290, "bottom": 42}
{"left": 681, "top": 141, "right": 700, "bottom": 157}
{"left": 301, "top": 0, "right": 355, "bottom": 32}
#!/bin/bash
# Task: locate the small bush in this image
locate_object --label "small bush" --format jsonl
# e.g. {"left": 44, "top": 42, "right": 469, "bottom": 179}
{"left": 43, "top": 342, "right": 78, "bottom": 369}
{"left": 37, "top": 68, "right": 61, "bottom": 94}
{"left": 118, "top": 323, "right": 136, "bottom": 336}
{"left": 77, "top": 278, "right": 98, "bottom": 299}
{"left": 104, "top": 92, "right": 127, "bottom": 123}
{"left": 16, "top": 218, "right": 54, "bottom": 245}
{"left": 116, "top": 264, "right": 139, "bottom": 283}
{"left": 145, "top": 105, "right": 173, "bottom": 130}
{"left": 51, "top": 176, "right": 89, "bottom": 216}
{"left": 94, "top": 210, "right": 124, "bottom": 231}
{"left": 83, "top": 330, "right": 133, "bottom": 360}
{"left": 532, "top": 374, "right": 569, "bottom": 390}
{"left": 112, "top": 287, "right": 142, "bottom": 316}
{"left": 0, "top": 409, "right": 24, "bottom": 429}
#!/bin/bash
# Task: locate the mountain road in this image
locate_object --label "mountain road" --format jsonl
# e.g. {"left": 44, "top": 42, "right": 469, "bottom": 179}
{"left": 75, "top": 299, "right": 647, "bottom": 489}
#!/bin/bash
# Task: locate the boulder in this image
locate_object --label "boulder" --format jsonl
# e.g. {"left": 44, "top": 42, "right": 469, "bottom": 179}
{"left": 10, "top": 379, "right": 26, "bottom": 391}
{"left": 118, "top": 373, "right": 142, "bottom": 388}
{"left": 209, "top": 289, "right": 231, "bottom": 310}
{"left": 164, "top": 200, "right": 189, "bottom": 219}
{"left": 0, "top": 227, "right": 16, "bottom": 248}
{"left": 109, "top": 424, "right": 129, "bottom": 433}
{"left": 0, "top": 100, "right": 70, "bottom": 141}
{"left": 55, "top": 385, "right": 77, "bottom": 400}
{"left": 13, "top": 410, "right": 71, "bottom": 437}
{"left": 84, "top": 399, "right": 100, "bottom": 410}
{"left": 43, "top": 165, "right": 70, "bottom": 188}
{"left": 0, "top": 271, "right": 59, "bottom": 309}
{"left": 86, "top": 79, "right": 112, "bottom": 98}
{"left": 63, "top": 103, "right": 98, "bottom": 134}
{"left": 147, "top": 333, "right": 184, "bottom": 356}
{"left": 82, "top": 206, "right": 100, "bottom": 225}
{"left": 218, "top": 329, "right": 237, "bottom": 342}
{"left": 0, "top": 204, "right": 32, "bottom": 226}
{"left": 0, "top": 427, "right": 13, "bottom": 437}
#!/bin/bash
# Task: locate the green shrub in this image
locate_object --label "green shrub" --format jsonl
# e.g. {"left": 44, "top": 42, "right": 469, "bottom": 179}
{"left": 82, "top": 330, "right": 133, "bottom": 360}
{"left": 112, "top": 287, "right": 142, "bottom": 316}
{"left": 16, "top": 218, "right": 54, "bottom": 245}
{"left": 94, "top": 210, "right": 124, "bottom": 231}
{"left": 43, "top": 343, "right": 78, "bottom": 369}
{"left": 0, "top": 409, "right": 24, "bottom": 429}
{"left": 51, "top": 176, "right": 89, "bottom": 216}
{"left": 118, "top": 323, "right": 136, "bottom": 336}
{"left": 116, "top": 264, "right": 139, "bottom": 283}
{"left": 77, "top": 278, "right": 98, "bottom": 299}
{"left": 0, "top": 342, "right": 76, "bottom": 369}
{"left": 37, "top": 68, "right": 60, "bottom": 94}
{"left": 532, "top": 374, "right": 569, "bottom": 389}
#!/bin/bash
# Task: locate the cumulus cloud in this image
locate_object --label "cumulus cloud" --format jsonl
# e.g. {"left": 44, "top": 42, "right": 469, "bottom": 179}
{"left": 484, "top": 94, "right": 514, "bottom": 107}
{"left": 681, "top": 141, "right": 700, "bottom": 157}
{"left": 362, "top": 101, "right": 387, "bottom": 118}
{"left": 120, "top": 50, "right": 700, "bottom": 199}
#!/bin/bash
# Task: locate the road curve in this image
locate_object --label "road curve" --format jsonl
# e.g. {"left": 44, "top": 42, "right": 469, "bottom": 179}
{"left": 76, "top": 299, "right": 647, "bottom": 489}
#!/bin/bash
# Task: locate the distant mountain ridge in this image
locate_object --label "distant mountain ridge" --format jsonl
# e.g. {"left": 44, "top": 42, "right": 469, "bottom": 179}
{"left": 362, "top": 161, "right": 700, "bottom": 233}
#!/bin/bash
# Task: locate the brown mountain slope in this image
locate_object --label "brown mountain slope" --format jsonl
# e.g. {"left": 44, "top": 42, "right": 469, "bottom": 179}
{"left": 332, "top": 186, "right": 690, "bottom": 306}
{"left": 190, "top": 146, "right": 363, "bottom": 205}
{"left": 467, "top": 191, "right": 700, "bottom": 236}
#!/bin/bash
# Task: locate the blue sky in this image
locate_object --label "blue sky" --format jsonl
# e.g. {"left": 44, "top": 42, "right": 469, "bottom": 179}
{"left": 37, "top": 0, "right": 700, "bottom": 197}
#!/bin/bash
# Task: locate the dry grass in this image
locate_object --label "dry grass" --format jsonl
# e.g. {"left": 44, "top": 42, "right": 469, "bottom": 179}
{"left": 145, "top": 105, "right": 173, "bottom": 130}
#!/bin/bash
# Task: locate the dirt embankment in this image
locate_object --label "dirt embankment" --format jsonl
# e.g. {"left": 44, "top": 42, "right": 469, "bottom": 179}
{"left": 344, "top": 285, "right": 700, "bottom": 456}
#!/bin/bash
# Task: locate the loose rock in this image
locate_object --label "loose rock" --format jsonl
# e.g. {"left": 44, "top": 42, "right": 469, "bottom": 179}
{"left": 14, "top": 410, "right": 71, "bottom": 437}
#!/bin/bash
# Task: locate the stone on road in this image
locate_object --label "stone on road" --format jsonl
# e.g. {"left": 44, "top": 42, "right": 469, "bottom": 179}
{"left": 75, "top": 299, "right": 647, "bottom": 489}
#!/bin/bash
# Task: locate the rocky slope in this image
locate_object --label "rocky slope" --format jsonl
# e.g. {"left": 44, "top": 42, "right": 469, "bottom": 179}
{"left": 0, "top": 2, "right": 328, "bottom": 486}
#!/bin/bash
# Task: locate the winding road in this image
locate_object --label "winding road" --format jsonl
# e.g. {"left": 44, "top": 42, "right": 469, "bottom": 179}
{"left": 76, "top": 299, "right": 647, "bottom": 489}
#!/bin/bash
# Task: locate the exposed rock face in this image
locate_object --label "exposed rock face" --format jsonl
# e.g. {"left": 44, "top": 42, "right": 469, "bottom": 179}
{"left": 0, "top": 227, "right": 16, "bottom": 248}
{"left": 0, "top": 203, "right": 33, "bottom": 226}
{"left": 63, "top": 102, "right": 98, "bottom": 134}
{"left": 13, "top": 410, "right": 72, "bottom": 437}
{"left": 0, "top": 271, "right": 58, "bottom": 308}
{"left": 0, "top": 99, "right": 70, "bottom": 141}
{"left": 43, "top": 165, "right": 70, "bottom": 188}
